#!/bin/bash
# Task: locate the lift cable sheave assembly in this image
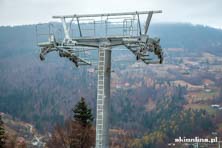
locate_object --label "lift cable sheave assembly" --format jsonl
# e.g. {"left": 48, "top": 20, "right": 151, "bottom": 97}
{"left": 37, "top": 10, "right": 163, "bottom": 148}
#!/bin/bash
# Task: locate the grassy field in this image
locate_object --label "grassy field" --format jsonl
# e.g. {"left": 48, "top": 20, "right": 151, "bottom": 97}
{"left": 184, "top": 104, "right": 217, "bottom": 115}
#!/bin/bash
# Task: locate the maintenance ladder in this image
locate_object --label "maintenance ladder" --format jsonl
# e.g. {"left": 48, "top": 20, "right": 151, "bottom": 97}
{"left": 96, "top": 48, "right": 106, "bottom": 148}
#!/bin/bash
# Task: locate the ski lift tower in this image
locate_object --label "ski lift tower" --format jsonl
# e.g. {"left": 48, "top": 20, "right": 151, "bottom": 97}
{"left": 37, "top": 10, "right": 163, "bottom": 148}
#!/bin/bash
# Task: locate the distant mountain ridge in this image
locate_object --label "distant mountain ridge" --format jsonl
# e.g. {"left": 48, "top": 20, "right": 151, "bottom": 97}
{"left": 0, "top": 23, "right": 222, "bottom": 58}
{"left": 149, "top": 23, "right": 222, "bottom": 51}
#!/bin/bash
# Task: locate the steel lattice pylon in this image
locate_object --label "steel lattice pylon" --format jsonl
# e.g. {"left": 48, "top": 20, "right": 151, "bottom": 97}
{"left": 36, "top": 10, "right": 163, "bottom": 148}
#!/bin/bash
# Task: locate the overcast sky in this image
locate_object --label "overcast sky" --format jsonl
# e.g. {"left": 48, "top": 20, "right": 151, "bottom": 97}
{"left": 0, "top": 0, "right": 221, "bottom": 28}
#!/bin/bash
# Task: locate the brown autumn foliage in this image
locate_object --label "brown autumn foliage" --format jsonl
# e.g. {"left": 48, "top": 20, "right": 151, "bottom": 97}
{"left": 110, "top": 129, "right": 135, "bottom": 148}
{"left": 4, "top": 135, "right": 27, "bottom": 148}
{"left": 47, "top": 120, "right": 95, "bottom": 148}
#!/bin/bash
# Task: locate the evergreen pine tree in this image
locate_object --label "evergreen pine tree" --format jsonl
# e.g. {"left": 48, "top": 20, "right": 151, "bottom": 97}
{"left": 72, "top": 97, "right": 93, "bottom": 126}
{"left": 47, "top": 97, "right": 95, "bottom": 148}
{"left": 71, "top": 97, "right": 95, "bottom": 148}
{"left": 0, "top": 114, "right": 6, "bottom": 148}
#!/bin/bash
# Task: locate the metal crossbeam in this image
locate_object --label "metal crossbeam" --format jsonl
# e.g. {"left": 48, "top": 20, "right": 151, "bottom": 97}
{"left": 52, "top": 10, "right": 162, "bottom": 19}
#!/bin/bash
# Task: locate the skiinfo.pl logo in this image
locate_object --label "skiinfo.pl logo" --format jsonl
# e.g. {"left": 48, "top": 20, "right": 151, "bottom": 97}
{"left": 175, "top": 136, "right": 218, "bottom": 143}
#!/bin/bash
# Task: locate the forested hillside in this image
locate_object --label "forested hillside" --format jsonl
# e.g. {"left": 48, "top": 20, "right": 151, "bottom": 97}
{"left": 0, "top": 23, "right": 222, "bottom": 147}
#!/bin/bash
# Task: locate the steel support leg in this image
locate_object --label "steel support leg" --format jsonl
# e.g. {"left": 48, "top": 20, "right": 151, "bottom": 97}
{"left": 96, "top": 45, "right": 111, "bottom": 148}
